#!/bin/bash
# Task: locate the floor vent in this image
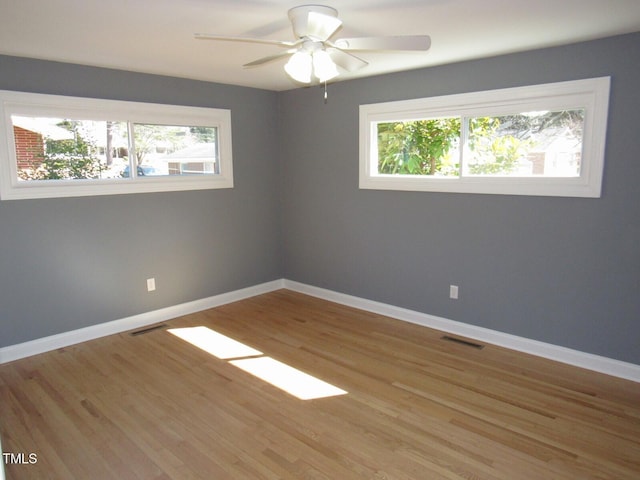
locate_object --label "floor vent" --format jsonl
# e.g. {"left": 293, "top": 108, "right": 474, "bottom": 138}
{"left": 441, "top": 335, "right": 484, "bottom": 349}
{"left": 130, "top": 324, "right": 167, "bottom": 336}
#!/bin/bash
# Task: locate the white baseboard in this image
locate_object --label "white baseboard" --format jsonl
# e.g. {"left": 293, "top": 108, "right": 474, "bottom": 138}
{"left": 2, "top": 277, "right": 638, "bottom": 383}
{"left": 0, "top": 279, "right": 285, "bottom": 364}
{"left": 283, "top": 279, "right": 640, "bottom": 383}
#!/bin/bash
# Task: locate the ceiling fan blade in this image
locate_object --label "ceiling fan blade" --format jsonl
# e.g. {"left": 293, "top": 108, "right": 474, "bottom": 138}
{"left": 306, "top": 11, "right": 343, "bottom": 41}
{"left": 194, "top": 33, "right": 296, "bottom": 47}
{"left": 327, "top": 48, "right": 369, "bottom": 73}
{"left": 334, "top": 35, "right": 431, "bottom": 51}
{"left": 243, "top": 50, "right": 296, "bottom": 68}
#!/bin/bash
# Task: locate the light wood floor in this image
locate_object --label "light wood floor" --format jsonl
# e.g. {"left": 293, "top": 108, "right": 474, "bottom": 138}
{"left": 1, "top": 290, "right": 639, "bottom": 479}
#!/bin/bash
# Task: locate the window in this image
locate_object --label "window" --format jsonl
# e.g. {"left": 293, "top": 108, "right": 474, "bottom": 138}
{"left": 0, "top": 90, "right": 233, "bottom": 200}
{"left": 360, "top": 77, "right": 610, "bottom": 197}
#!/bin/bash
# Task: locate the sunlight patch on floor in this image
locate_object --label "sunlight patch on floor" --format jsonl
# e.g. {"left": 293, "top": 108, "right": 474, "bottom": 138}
{"left": 230, "top": 356, "right": 348, "bottom": 400}
{"left": 168, "top": 326, "right": 263, "bottom": 359}
{"left": 168, "top": 326, "right": 348, "bottom": 400}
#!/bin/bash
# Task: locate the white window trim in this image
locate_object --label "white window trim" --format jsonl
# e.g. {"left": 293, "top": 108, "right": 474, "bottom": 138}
{"left": 0, "top": 90, "right": 233, "bottom": 200}
{"left": 359, "top": 77, "right": 610, "bottom": 197}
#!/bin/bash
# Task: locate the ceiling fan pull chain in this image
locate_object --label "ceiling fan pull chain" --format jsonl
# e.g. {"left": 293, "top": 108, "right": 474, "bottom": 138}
{"left": 324, "top": 80, "right": 328, "bottom": 103}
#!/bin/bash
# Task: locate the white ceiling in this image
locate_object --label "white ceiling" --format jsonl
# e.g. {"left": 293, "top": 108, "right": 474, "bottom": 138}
{"left": 1, "top": 0, "right": 639, "bottom": 92}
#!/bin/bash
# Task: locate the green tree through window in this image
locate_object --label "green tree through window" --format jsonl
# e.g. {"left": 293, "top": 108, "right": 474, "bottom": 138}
{"left": 376, "top": 111, "right": 584, "bottom": 177}
{"left": 18, "top": 120, "right": 102, "bottom": 181}
{"left": 377, "top": 118, "right": 460, "bottom": 176}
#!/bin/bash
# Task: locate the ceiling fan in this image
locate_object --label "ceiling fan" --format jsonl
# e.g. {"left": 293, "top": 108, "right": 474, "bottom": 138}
{"left": 195, "top": 4, "right": 431, "bottom": 85}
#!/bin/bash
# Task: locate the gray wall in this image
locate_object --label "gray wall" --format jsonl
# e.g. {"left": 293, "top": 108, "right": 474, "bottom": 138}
{"left": 280, "top": 32, "right": 640, "bottom": 364}
{"left": 0, "top": 56, "right": 282, "bottom": 346}
{"left": 2, "top": 32, "right": 639, "bottom": 365}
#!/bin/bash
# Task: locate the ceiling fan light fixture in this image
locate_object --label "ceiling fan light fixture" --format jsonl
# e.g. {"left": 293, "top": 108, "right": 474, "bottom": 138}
{"left": 284, "top": 51, "right": 313, "bottom": 83}
{"left": 312, "top": 50, "right": 339, "bottom": 82}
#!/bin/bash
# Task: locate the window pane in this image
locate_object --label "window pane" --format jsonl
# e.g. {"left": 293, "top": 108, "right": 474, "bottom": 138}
{"left": 465, "top": 110, "right": 584, "bottom": 177}
{"left": 130, "top": 124, "right": 218, "bottom": 178}
{"left": 376, "top": 118, "right": 461, "bottom": 176}
{"left": 12, "top": 116, "right": 129, "bottom": 181}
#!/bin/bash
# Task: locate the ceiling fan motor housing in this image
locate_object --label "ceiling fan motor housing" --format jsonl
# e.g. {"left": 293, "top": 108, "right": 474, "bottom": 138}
{"left": 288, "top": 5, "right": 339, "bottom": 39}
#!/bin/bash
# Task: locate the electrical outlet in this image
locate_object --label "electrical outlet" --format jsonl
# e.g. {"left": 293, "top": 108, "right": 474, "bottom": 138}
{"left": 147, "top": 278, "right": 156, "bottom": 292}
{"left": 449, "top": 285, "right": 459, "bottom": 299}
